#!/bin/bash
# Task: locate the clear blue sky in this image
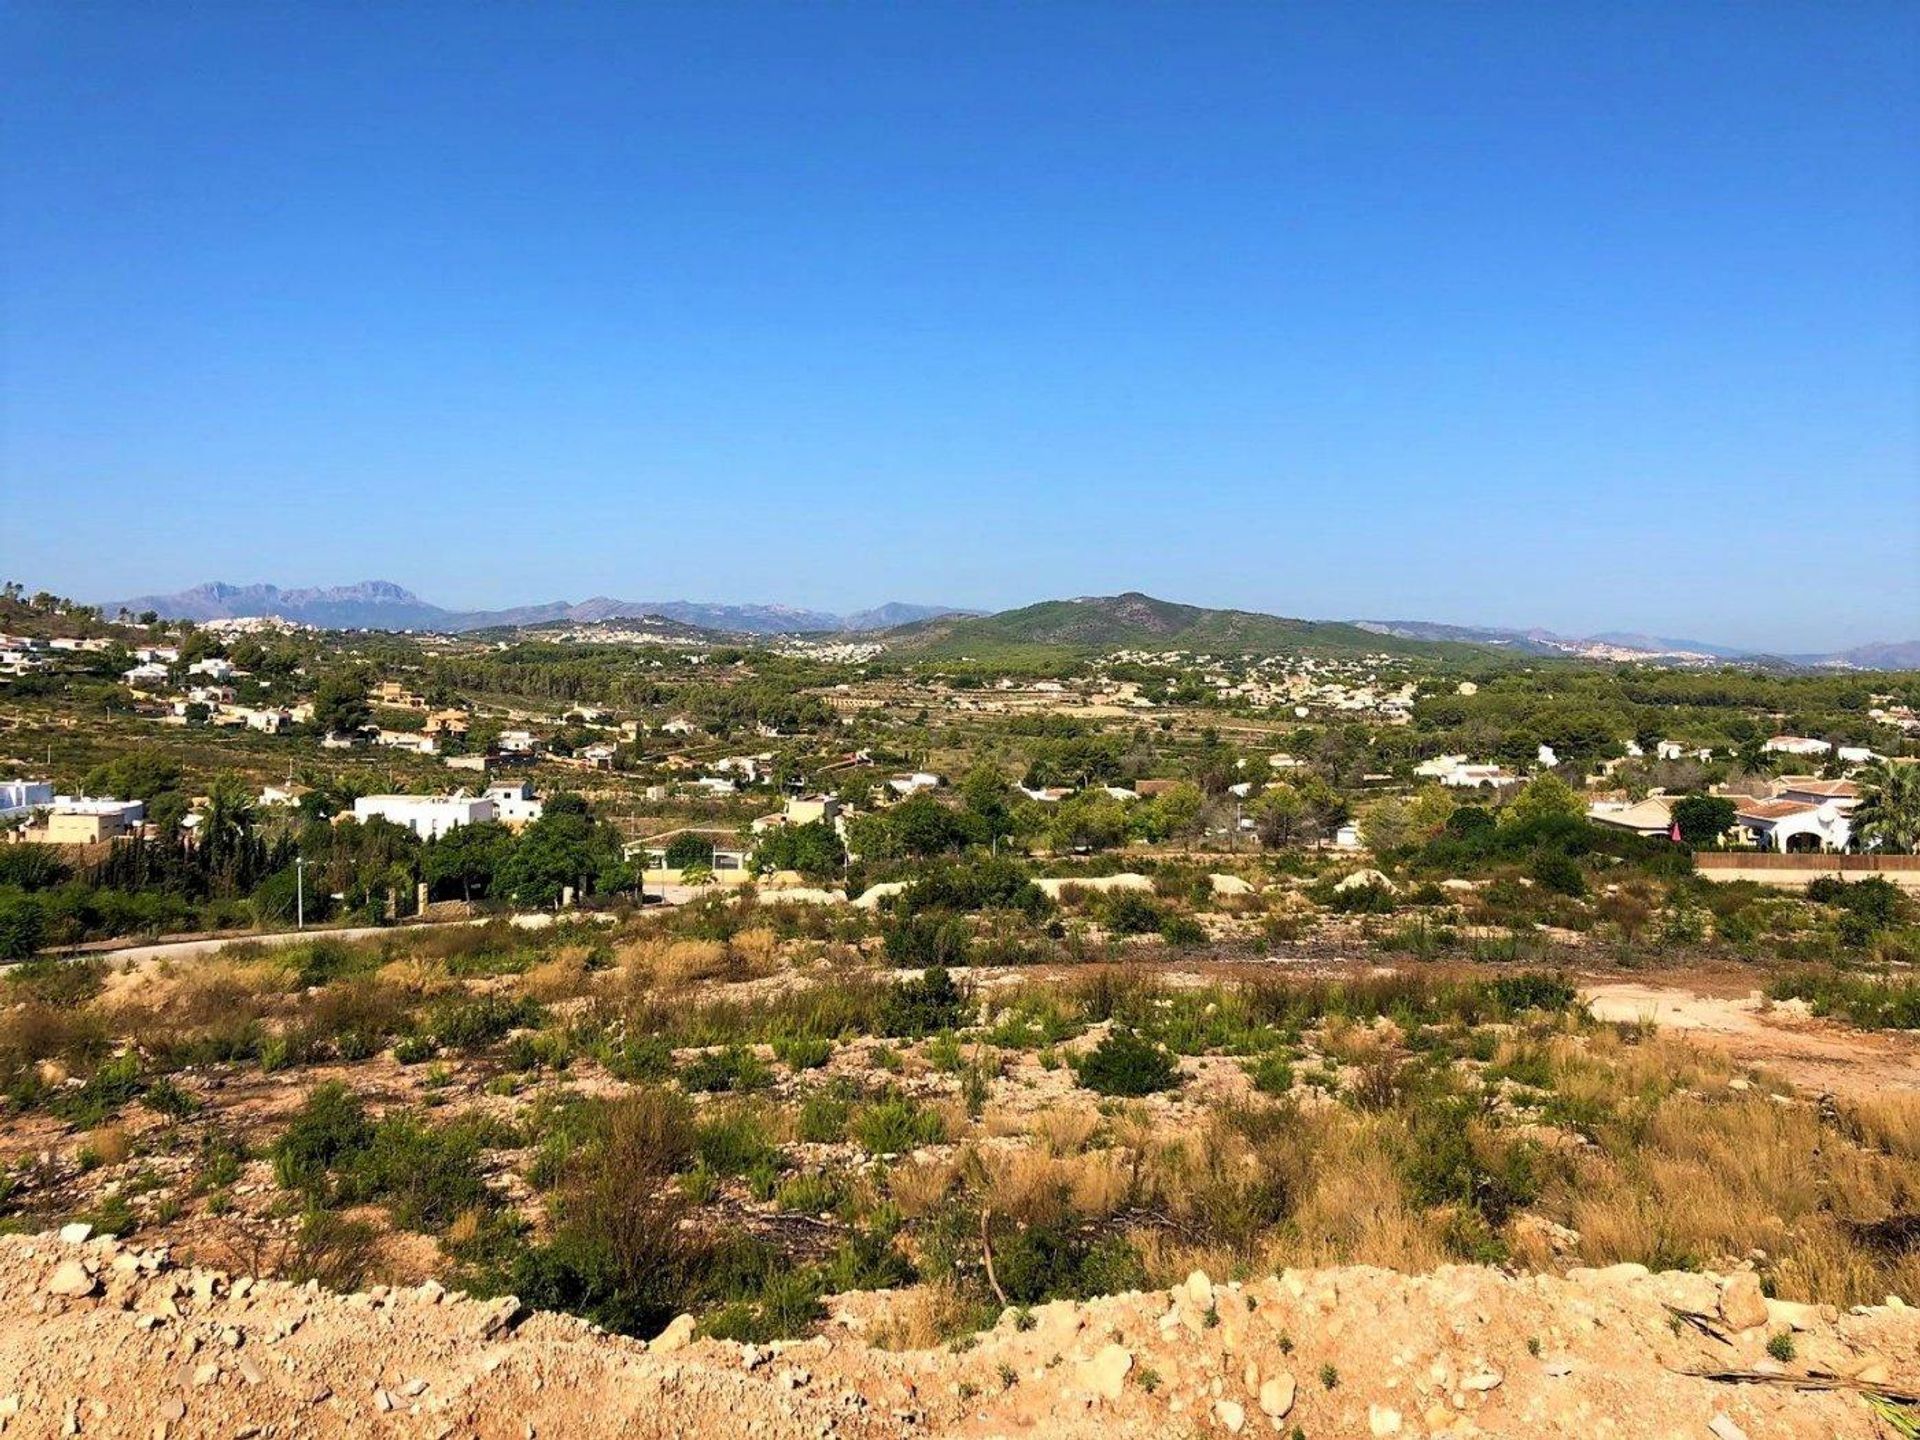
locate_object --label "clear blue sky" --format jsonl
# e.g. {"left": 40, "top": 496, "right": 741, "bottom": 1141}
{"left": 3, "top": 3, "right": 1915, "bottom": 651}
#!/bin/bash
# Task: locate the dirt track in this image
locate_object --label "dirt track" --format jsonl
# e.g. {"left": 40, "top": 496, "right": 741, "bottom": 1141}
{"left": 1585, "top": 982, "right": 1920, "bottom": 1098}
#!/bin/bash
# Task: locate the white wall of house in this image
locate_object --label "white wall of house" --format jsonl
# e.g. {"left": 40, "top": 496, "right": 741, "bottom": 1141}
{"left": 351, "top": 795, "right": 495, "bottom": 840}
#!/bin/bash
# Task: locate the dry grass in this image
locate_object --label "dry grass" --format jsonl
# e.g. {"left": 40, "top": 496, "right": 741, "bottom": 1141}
{"left": 82, "top": 1126, "right": 130, "bottom": 1167}
{"left": 1844, "top": 1094, "right": 1920, "bottom": 1161}
{"left": 1553, "top": 1092, "right": 1920, "bottom": 1305}
{"left": 522, "top": 949, "right": 595, "bottom": 1003}
{"left": 975, "top": 1145, "right": 1132, "bottom": 1227}
{"left": 886, "top": 1157, "right": 958, "bottom": 1219}
{"left": 1029, "top": 1106, "right": 1102, "bottom": 1157}
{"left": 866, "top": 1279, "right": 983, "bottom": 1350}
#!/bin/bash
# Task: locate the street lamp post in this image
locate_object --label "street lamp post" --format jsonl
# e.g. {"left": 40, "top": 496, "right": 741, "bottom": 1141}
{"left": 295, "top": 856, "right": 307, "bottom": 930}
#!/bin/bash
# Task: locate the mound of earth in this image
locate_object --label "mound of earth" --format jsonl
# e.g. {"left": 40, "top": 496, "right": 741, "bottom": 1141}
{"left": 1, "top": 1229, "right": 1915, "bottom": 1438}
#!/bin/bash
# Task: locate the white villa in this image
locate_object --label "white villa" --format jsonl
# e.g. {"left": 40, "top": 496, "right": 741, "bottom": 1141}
{"left": 351, "top": 794, "right": 495, "bottom": 840}
{"left": 1763, "top": 736, "right": 1832, "bottom": 757}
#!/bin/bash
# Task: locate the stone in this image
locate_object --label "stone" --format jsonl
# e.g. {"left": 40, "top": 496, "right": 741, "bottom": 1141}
{"left": 1462, "top": 1368, "right": 1503, "bottom": 1391}
{"left": 1541, "top": 1357, "right": 1574, "bottom": 1377}
{"left": 58, "top": 1224, "right": 93, "bottom": 1245}
{"left": 1257, "top": 1374, "right": 1295, "bottom": 1418}
{"left": 157, "top": 1399, "right": 185, "bottom": 1422}
{"left": 1594, "top": 1262, "right": 1649, "bottom": 1284}
{"left": 1764, "top": 1299, "right": 1832, "bottom": 1332}
{"left": 1719, "top": 1273, "right": 1769, "bottom": 1333}
{"left": 1212, "top": 1398, "right": 1245, "bottom": 1433}
{"left": 192, "top": 1364, "right": 220, "bottom": 1388}
{"left": 1368, "top": 1404, "right": 1403, "bottom": 1436}
{"left": 46, "top": 1261, "right": 97, "bottom": 1298}
{"left": 650, "top": 1315, "right": 697, "bottom": 1354}
{"left": 1707, "top": 1415, "right": 1750, "bottom": 1440}
{"left": 1186, "top": 1270, "right": 1214, "bottom": 1306}
{"left": 1078, "top": 1344, "right": 1133, "bottom": 1402}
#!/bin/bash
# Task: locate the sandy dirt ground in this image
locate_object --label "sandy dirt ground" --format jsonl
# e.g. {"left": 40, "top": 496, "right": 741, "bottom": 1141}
{"left": 1584, "top": 981, "right": 1920, "bottom": 1098}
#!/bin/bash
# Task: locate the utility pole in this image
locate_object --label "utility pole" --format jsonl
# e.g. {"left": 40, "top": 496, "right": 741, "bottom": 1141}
{"left": 295, "top": 855, "right": 307, "bottom": 930}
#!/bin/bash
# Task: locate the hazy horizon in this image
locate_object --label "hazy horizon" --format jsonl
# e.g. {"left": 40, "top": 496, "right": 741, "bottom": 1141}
{"left": 5, "top": 4, "right": 1916, "bottom": 652}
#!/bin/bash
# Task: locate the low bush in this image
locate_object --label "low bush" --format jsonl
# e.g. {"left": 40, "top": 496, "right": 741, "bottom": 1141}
{"left": 1073, "top": 1029, "right": 1180, "bottom": 1097}
{"left": 878, "top": 967, "right": 968, "bottom": 1038}
{"left": 853, "top": 1096, "right": 947, "bottom": 1155}
{"left": 680, "top": 1046, "right": 772, "bottom": 1094}
{"left": 1769, "top": 971, "right": 1920, "bottom": 1030}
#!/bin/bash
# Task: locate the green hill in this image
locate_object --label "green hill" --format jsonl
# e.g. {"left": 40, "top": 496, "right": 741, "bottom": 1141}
{"left": 884, "top": 593, "right": 1494, "bottom": 661}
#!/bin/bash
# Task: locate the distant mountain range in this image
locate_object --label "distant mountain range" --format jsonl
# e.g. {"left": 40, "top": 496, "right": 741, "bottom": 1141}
{"left": 100, "top": 580, "right": 1919, "bottom": 669}
{"left": 103, "top": 581, "right": 968, "bottom": 636}
{"left": 1358, "top": 619, "right": 1920, "bottom": 670}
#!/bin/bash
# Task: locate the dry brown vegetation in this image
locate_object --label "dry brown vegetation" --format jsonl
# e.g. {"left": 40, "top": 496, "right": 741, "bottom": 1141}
{"left": 1, "top": 904, "right": 1918, "bottom": 1360}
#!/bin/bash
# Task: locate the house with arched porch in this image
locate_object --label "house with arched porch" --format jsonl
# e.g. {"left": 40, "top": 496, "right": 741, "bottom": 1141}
{"left": 1732, "top": 797, "right": 1853, "bottom": 853}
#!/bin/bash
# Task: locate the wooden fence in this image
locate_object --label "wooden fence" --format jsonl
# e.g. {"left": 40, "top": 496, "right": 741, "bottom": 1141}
{"left": 1693, "top": 852, "right": 1920, "bottom": 890}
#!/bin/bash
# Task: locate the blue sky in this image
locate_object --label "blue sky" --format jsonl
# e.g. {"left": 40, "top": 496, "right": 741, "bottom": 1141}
{"left": 3, "top": 3, "right": 1915, "bottom": 651}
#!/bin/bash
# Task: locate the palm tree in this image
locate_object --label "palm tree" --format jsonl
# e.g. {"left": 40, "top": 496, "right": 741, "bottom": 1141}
{"left": 1852, "top": 761, "right": 1920, "bottom": 853}
{"left": 199, "top": 773, "right": 260, "bottom": 891}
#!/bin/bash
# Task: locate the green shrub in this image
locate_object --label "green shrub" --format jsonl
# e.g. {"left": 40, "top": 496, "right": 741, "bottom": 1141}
{"left": 1247, "top": 1055, "right": 1295, "bottom": 1096}
{"left": 991, "top": 1222, "right": 1145, "bottom": 1303}
{"left": 878, "top": 967, "right": 968, "bottom": 1038}
{"left": 774, "top": 1172, "right": 842, "bottom": 1213}
{"left": 772, "top": 1036, "right": 833, "bottom": 1070}
{"left": 341, "top": 1113, "right": 497, "bottom": 1231}
{"left": 430, "top": 994, "right": 544, "bottom": 1051}
{"left": 604, "top": 1034, "right": 674, "bottom": 1081}
{"left": 392, "top": 1034, "right": 437, "bottom": 1064}
{"left": 852, "top": 1096, "right": 947, "bottom": 1155}
{"left": 679, "top": 1046, "right": 772, "bottom": 1094}
{"left": 1768, "top": 970, "right": 1920, "bottom": 1030}
{"left": 1102, "top": 892, "right": 1165, "bottom": 935}
{"left": 271, "top": 1082, "right": 373, "bottom": 1195}
{"left": 695, "top": 1106, "right": 780, "bottom": 1176}
{"left": 0, "top": 892, "right": 46, "bottom": 960}
{"left": 699, "top": 1265, "right": 825, "bottom": 1344}
{"left": 1488, "top": 972, "right": 1576, "bottom": 1014}
{"left": 1073, "top": 1030, "right": 1180, "bottom": 1097}
{"left": 1159, "top": 915, "right": 1207, "bottom": 947}
{"left": 1529, "top": 849, "right": 1586, "bottom": 897}
{"left": 883, "top": 913, "right": 973, "bottom": 969}
{"left": 53, "top": 1054, "right": 145, "bottom": 1129}
{"left": 796, "top": 1086, "right": 854, "bottom": 1143}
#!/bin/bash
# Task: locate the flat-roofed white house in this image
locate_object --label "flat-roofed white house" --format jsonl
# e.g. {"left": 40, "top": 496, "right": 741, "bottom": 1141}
{"left": 351, "top": 794, "right": 495, "bottom": 840}
{"left": 1438, "top": 762, "right": 1518, "bottom": 789}
{"left": 752, "top": 794, "right": 842, "bottom": 834}
{"left": 38, "top": 797, "right": 146, "bottom": 844}
{"left": 483, "top": 780, "right": 544, "bottom": 826}
{"left": 1763, "top": 736, "right": 1832, "bottom": 757}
